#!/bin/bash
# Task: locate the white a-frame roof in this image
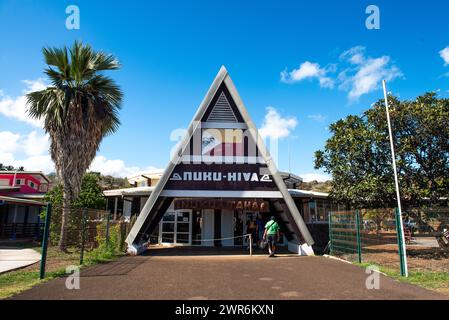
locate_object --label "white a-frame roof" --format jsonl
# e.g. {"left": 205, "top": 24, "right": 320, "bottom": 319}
{"left": 126, "top": 66, "right": 314, "bottom": 252}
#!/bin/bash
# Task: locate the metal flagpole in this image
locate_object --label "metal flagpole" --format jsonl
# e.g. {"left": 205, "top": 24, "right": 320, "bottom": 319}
{"left": 382, "top": 80, "right": 408, "bottom": 277}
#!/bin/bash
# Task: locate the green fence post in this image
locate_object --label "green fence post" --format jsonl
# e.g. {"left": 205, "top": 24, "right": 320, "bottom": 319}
{"left": 395, "top": 207, "right": 408, "bottom": 277}
{"left": 355, "top": 209, "right": 362, "bottom": 264}
{"left": 79, "top": 208, "right": 87, "bottom": 265}
{"left": 328, "top": 211, "right": 333, "bottom": 255}
{"left": 39, "top": 203, "right": 52, "bottom": 279}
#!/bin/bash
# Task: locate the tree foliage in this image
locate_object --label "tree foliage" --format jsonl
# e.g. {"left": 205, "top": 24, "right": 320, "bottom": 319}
{"left": 45, "top": 172, "right": 106, "bottom": 209}
{"left": 315, "top": 93, "right": 449, "bottom": 209}
{"left": 43, "top": 172, "right": 106, "bottom": 245}
{"left": 0, "top": 164, "right": 24, "bottom": 171}
{"left": 26, "top": 41, "right": 122, "bottom": 250}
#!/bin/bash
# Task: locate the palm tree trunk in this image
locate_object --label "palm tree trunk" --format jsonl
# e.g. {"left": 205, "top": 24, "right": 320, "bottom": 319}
{"left": 58, "top": 190, "right": 71, "bottom": 252}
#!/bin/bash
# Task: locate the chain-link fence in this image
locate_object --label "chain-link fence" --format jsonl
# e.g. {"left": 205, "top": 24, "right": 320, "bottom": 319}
{"left": 39, "top": 204, "right": 137, "bottom": 278}
{"left": 329, "top": 207, "right": 449, "bottom": 275}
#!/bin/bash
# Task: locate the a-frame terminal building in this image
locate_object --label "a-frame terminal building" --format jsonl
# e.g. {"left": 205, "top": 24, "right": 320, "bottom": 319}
{"left": 126, "top": 66, "right": 315, "bottom": 255}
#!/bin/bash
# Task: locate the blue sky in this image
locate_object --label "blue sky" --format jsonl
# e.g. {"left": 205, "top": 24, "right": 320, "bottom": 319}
{"left": 1, "top": 0, "right": 449, "bottom": 180}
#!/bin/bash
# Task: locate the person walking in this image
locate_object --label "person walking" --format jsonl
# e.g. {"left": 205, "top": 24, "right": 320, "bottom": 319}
{"left": 263, "top": 216, "right": 280, "bottom": 257}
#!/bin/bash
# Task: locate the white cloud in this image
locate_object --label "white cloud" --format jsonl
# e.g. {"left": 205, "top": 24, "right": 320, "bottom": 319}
{"left": 0, "top": 131, "right": 21, "bottom": 153}
{"left": 0, "top": 129, "right": 154, "bottom": 178}
{"left": 439, "top": 46, "right": 449, "bottom": 65}
{"left": 281, "top": 46, "right": 402, "bottom": 100}
{"left": 0, "top": 130, "right": 49, "bottom": 156}
{"left": 22, "top": 131, "right": 50, "bottom": 157}
{"left": 300, "top": 172, "right": 331, "bottom": 182}
{"left": 0, "top": 130, "right": 52, "bottom": 172}
{"left": 338, "top": 46, "right": 402, "bottom": 101}
{"left": 0, "top": 150, "right": 159, "bottom": 178}
{"left": 15, "top": 155, "right": 54, "bottom": 173}
{"left": 89, "top": 155, "right": 162, "bottom": 178}
{"left": 0, "top": 151, "right": 54, "bottom": 173}
{"left": 343, "top": 57, "right": 398, "bottom": 100}
{"left": 340, "top": 46, "right": 366, "bottom": 64}
{"left": 307, "top": 114, "right": 327, "bottom": 123}
{"left": 0, "top": 78, "right": 47, "bottom": 127}
{"left": 281, "top": 61, "right": 334, "bottom": 88}
{"left": 259, "top": 107, "right": 298, "bottom": 140}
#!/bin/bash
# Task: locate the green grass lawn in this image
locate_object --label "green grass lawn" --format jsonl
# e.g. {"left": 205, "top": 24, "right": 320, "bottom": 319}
{"left": 0, "top": 244, "right": 124, "bottom": 299}
{"left": 357, "top": 262, "right": 449, "bottom": 295}
{"left": 0, "top": 270, "right": 65, "bottom": 299}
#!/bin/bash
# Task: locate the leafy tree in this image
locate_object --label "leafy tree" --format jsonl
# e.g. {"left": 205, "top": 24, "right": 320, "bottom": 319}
{"left": 315, "top": 93, "right": 449, "bottom": 209}
{"left": 27, "top": 41, "right": 122, "bottom": 251}
{"left": 44, "top": 172, "right": 106, "bottom": 245}
{"left": 0, "top": 164, "right": 24, "bottom": 171}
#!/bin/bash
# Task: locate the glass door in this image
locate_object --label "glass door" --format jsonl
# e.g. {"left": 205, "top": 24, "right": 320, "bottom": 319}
{"left": 159, "top": 210, "right": 192, "bottom": 245}
{"left": 160, "top": 211, "right": 175, "bottom": 244}
{"left": 175, "top": 211, "right": 191, "bottom": 245}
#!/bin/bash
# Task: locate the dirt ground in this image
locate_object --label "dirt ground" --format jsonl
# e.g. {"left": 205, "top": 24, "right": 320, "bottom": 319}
{"left": 359, "top": 244, "right": 449, "bottom": 273}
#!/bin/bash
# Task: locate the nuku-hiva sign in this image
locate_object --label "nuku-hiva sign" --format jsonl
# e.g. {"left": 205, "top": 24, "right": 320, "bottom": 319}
{"left": 125, "top": 66, "right": 315, "bottom": 254}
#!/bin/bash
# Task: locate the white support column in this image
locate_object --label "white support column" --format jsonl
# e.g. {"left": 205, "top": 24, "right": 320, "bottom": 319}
{"left": 114, "top": 197, "right": 118, "bottom": 220}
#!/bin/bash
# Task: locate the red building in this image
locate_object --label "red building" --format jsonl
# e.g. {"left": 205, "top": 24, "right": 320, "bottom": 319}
{"left": 0, "top": 171, "right": 49, "bottom": 239}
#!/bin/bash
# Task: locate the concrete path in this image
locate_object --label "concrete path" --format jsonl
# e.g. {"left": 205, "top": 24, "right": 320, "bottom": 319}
{"left": 0, "top": 248, "right": 41, "bottom": 274}
{"left": 10, "top": 249, "right": 447, "bottom": 300}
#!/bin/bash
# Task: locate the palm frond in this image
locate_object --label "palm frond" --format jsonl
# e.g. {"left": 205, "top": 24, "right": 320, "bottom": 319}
{"left": 42, "top": 46, "right": 70, "bottom": 79}
{"left": 93, "top": 52, "right": 121, "bottom": 71}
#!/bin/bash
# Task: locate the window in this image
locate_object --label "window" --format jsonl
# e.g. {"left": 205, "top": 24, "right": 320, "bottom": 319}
{"left": 28, "top": 180, "right": 36, "bottom": 189}
{"left": 309, "top": 201, "right": 316, "bottom": 221}
{"left": 139, "top": 181, "right": 147, "bottom": 187}
{"left": 15, "top": 179, "right": 24, "bottom": 185}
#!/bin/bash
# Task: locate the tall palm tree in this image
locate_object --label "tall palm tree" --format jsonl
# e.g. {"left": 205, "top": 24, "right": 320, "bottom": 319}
{"left": 27, "top": 41, "right": 123, "bottom": 251}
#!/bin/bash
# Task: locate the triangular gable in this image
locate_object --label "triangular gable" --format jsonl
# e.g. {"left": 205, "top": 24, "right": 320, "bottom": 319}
{"left": 126, "top": 66, "right": 314, "bottom": 252}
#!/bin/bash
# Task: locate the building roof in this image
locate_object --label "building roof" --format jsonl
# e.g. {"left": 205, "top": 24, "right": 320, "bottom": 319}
{"left": 10, "top": 193, "right": 46, "bottom": 200}
{"left": 289, "top": 189, "right": 329, "bottom": 199}
{"left": 0, "top": 171, "right": 50, "bottom": 183}
{"left": 0, "top": 195, "right": 45, "bottom": 206}
{"left": 103, "top": 186, "right": 155, "bottom": 197}
{"left": 103, "top": 186, "right": 328, "bottom": 199}
{"left": 279, "top": 171, "right": 303, "bottom": 188}
{"left": 127, "top": 170, "right": 164, "bottom": 184}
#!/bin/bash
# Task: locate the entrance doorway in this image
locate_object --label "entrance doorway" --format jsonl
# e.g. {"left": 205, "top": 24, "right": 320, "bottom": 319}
{"left": 234, "top": 211, "right": 261, "bottom": 246}
{"left": 159, "top": 210, "right": 192, "bottom": 245}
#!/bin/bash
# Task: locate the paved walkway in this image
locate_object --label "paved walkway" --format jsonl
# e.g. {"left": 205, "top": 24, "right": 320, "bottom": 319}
{"left": 10, "top": 248, "right": 447, "bottom": 300}
{"left": 0, "top": 247, "right": 41, "bottom": 274}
